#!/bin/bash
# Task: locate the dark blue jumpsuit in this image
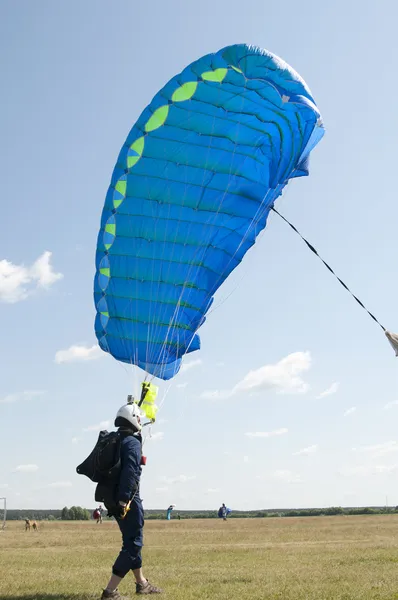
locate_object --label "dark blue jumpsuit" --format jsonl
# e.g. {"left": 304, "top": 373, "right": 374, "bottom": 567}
{"left": 112, "top": 432, "right": 144, "bottom": 577}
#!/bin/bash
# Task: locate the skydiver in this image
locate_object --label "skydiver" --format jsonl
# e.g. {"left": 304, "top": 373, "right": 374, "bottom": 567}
{"left": 99, "top": 402, "right": 162, "bottom": 598}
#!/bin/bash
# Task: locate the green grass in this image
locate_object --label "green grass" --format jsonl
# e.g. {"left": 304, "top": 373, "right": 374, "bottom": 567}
{"left": 2, "top": 516, "right": 398, "bottom": 599}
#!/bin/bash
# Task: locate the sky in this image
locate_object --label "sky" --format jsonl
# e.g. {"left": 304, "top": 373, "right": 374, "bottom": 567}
{"left": 1, "top": 0, "right": 398, "bottom": 512}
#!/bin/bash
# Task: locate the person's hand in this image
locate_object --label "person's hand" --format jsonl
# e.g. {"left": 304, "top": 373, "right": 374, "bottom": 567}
{"left": 116, "top": 501, "right": 129, "bottom": 519}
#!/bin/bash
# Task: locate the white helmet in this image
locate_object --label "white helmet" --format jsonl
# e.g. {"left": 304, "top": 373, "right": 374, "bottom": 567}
{"left": 115, "top": 402, "right": 143, "bottom": 432}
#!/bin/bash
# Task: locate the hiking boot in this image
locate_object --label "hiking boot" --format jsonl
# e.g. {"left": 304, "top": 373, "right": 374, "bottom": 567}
{"left": 101, "top": 589, "right": 129, "bottom": 600}
{"left": 136, "top": 580, "right": 162, "bottom": 594}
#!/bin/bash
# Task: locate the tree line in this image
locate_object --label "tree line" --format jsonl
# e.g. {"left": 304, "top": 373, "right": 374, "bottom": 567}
{"left": 5, "top": 506, "right": 398, "bottom": 521}
{"left": 5, "top": 507, "right": 90, "bottom": 521}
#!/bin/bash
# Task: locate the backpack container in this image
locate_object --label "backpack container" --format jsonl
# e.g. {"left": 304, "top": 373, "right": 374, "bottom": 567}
{"left": 76, "top": 430, "right": 121, "bottom": 483}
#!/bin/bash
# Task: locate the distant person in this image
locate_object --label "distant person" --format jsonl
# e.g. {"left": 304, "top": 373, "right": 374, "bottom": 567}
{"left": 99, "top": 402, "right": 162, "bottom": 598}
{"left": 94, "top": 505, "right": 104, "bottom": 524}
{"left": 218, "top": 503, "right": 228, "bottom": 521}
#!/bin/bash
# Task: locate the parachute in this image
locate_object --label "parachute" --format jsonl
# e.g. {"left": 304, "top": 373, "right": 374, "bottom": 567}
{"left": 94, "top": 44, "right": 324, "bottom": 380}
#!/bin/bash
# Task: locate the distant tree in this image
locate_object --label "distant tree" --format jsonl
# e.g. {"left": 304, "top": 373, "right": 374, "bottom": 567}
{"left": 78, "top": 507, "right": 90, "bottom": 520}
{"left": 60, "top": 506, "right": 90, "bottom": 520}
{"left": 61, "top": 507, "right": 70, "bottom": 520}
{"left": 324, "top": 507, "right": 344, "bottom": 516}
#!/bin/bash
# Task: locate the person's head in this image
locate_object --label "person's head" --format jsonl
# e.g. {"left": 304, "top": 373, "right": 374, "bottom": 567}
{"left": 114, "top": 402, "right": 143, "bottom": 432}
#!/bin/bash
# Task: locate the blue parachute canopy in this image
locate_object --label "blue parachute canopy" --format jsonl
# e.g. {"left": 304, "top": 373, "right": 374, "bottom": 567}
{"left": 94, "top": 44, "right": 324, "bottom": 380}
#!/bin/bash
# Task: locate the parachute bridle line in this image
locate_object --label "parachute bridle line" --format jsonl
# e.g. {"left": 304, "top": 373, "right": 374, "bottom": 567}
{"left": 271, "top": 207, "right": 386, "bottom": 332}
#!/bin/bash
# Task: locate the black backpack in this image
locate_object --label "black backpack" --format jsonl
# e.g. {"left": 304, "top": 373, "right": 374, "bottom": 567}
{"left": 76, "top": 430, "right": 121, "bottom": 483}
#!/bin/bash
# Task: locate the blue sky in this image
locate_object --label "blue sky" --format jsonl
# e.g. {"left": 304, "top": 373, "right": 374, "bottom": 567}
{"left": 1, "top": 0, "right": 398, "bottom": 512}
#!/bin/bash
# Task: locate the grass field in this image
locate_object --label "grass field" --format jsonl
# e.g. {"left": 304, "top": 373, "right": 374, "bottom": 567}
{"left": 2, "top": 516, "right": 398, "bottom": 599}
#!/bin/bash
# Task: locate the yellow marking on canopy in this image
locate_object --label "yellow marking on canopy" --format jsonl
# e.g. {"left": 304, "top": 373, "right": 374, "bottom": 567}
{"left": 145, "top": 106, "right": 169, "bottom": 132}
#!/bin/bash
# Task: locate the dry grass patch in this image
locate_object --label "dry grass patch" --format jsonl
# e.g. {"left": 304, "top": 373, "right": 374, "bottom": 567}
{"left": 1, "top": 516, "right": 398, "bottom": 599}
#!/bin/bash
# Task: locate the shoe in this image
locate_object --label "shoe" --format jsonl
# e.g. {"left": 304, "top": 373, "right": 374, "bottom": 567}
{"left": 101, "top": 588, "right": 129, "bottom": 599}
{"left": 136, "top": 580, "right": 162, "bottom": 594}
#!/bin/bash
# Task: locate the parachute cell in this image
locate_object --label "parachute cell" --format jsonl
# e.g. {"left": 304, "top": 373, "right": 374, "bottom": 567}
{"left": 94, "top": 44, "right": 324, "bottom": 379}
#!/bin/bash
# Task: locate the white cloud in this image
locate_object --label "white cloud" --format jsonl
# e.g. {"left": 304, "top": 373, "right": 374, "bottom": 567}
{"left": 243, "top": 455, "right": 249, "bottom": 463}
{"left": 201, "top": 352, "right": 311, "bottom": 399}
{"left": 55, "top": 344, "right": 103, "bottom": 364}
{"left": 384, "top": 400, "right": 398, "bottom": 410}
{"left": 148, "top": 432, "right": 164, "bottom": 442}
{"left": 0, "top": 390, "right": 45, "bottom": 404}
{"left": 0, "top": 484, "right": 9, "bottom": 489}
{"left": 14, "top": 464, "right": 39, "bottom": 473}
{"left": 245, "top": 428, "right": 288, "bottom": 438}
{"left": 344, "top": 407, "right": 357, "bottom": 417}
{"left": 30, "top": 252, "right": 63, "bottom": 288}
{"left": 293, "top": 444, "right": 318, "bottom": 456}
{"left": 45, "top": 481, "right": 72, "bottom": 489}
{"left": 353, "top": 441, "right": 398, "bottom": 458}
{"left": 156, "top": 487, "right": 169, "bottom": 493}
{"left": 82, "top": 420, "right": 110, "bottom": 433}
{"left": 71, "top": 437, "right": 80, "bottom": 444}
{"left": 180, "top": 359, "right": 202, "bottom": 374}
{"left": 316, "top": 382, "right": 339, "bottom": 400}
{"left": 237, "top": 352, "right": 311, "bottom": 395}
{"left": 273, "top": 470, "right": 303, "bottom": 483}
{"left": 160, "top": 474, "right": 196, "bottom": 485}
{"left": 176, "top": 383, "right": 188, "bottom": 389}
{"left": 340, "top": 464, "right": 397, "bottom": 477}
{"left": 206, "top": 488, "right": 220, "bottom": 493}
{"left": 0, "top": 251, "right": 63, "bottom": 303}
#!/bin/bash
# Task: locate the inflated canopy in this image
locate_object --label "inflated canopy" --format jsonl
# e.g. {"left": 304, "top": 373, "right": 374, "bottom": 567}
{"left": 94, "top": 44, "right": 324, "bottom": 379}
